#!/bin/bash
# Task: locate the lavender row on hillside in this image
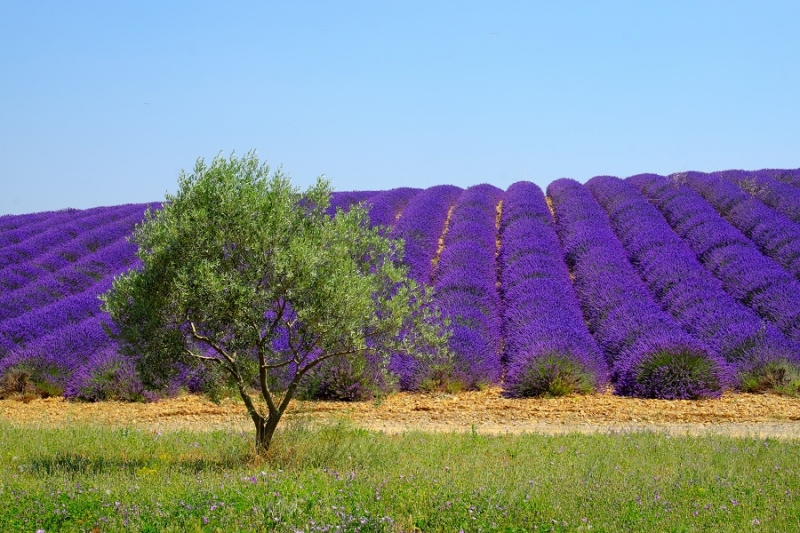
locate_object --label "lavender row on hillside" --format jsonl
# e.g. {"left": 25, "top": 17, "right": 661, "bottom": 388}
{"left": 0, "top": 205, "right": 146, "bottom": 292}
{"left": 0, "top": 210, "right": 68, "bottom": 233}
{"left": 0, "top": 206, "right": 127, "bottom": 269}
{"left": 0, "top": 204, "right": 135, "bottom": 249}
{"left": 0, "top": 236, "right": 139, "bottom": 323}
{"left": 386, "top": 185, "right": 462, "bottom": 390}
{"left": 681, "top": 171, "right": 800, "bottom": 281}
{"left": 0, "top": 241, "right": 140, "bottom": 356}
{"left": 0, "top": 210, "right": 84, "bottom": 244}
{"left": 548, "top": 178, "right": 727, "bottom": 399}
{"left": 764, "top": 168, "right": 800, "bottom": 189}
{"left": 433, "top": 184, "right": 504, "bottom": 389}
{"left": 498, "top": 181, "right": 608, "bottom": 397}
{"left": 0, "top": 281, "right": 110, "bottom": 357}
{"left": 0, "top": 315, "right": 117, "bottom": 396}
{"left": 630, "top": 174, "right": 800, "bottom": 341}
{"left": 325, "top": 191, "right": 377, "bottom": 216}
{"left": 722, "top": 170, "right": 800, "bottom": 224}
{"left": 588, "top": 176, "right": 800, "bottom": 388}
{"left": 391, "top": 185, "right": 462, "bottom": 285}
{"left": 364, "top": 188, "right": 421, "bottom": 229}
{"left": 0, "top": 312, "right": 179, "bottom": 401}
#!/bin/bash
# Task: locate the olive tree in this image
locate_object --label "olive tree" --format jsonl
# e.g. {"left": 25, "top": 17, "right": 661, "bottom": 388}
{"left": 102, "top": 153, "right": 450, "bottom": 452}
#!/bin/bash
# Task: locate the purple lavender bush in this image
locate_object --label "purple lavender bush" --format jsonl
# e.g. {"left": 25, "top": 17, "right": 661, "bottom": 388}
{"left": 390, "top": 185, "right": 462, "bottom": 284}
{"left": 589, "top": 175, "right": 800, "bottom": 394}
{"left": 499, "top": 181, "right": 608, "bottom": 397}
{"left": 548, "top": 178, "right": 728, "bottom": 399}
{"left": 64, "top": 349, "right": 151, "bottom": 402}
{"left": 364, "top": 188, "right": 421, "bottom": 230}
{"left": 629, "top": 173, "right": 800, "bottom": 342}
{"left": 385, "top": 185, "right": 463, "bottom": 390}
{"left": 0, "top": 209, "right": 84, "bottom": 248}
{"left": 681, "top": 171, "right": 800, "bottom": 281}
{"left": 722, "top": 169, "right": 800, "bottom": 224}
{"left": 431, "top": 184, "right": 504, "bottom": 390}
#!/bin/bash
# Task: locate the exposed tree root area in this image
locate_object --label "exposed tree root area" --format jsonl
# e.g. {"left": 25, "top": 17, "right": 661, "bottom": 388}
{"left": 2, "top": 388, "right": 799, "bottom": 439}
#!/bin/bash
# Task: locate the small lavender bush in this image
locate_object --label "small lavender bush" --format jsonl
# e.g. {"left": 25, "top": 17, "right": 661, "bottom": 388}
{"left": 618, "top": 347, "right": 728, "bottom": 400}
{"left": 504, "top": 353, "right": 596, "bottom": 398}
{"left": 297, "top": 354, "right": 396, "bottom": 401}
{"left": 64, "top": 350, "right": 149, "bottom": 402}
{"left": 738, "top": 358, "right": 800, "bottom": 396}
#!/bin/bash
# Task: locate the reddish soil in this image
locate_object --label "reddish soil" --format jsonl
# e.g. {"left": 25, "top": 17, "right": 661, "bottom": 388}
{"left": 2, "top": 388, "right": 800, "bottom": 438}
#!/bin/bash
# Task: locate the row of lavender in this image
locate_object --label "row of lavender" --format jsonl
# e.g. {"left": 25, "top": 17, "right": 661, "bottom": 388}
{"left": 2, "top": 168, "right": 800, "bottom": 400}
{"left": 499, "top": 182, "right": 608, "bottom": 396}
{"left": 589, "top": 176, "right": 800, "bottom": 393}
{"left": 267, "top": 173, "right": 800, "bottom": 399}
{"left": 0, "top": 204, "right": 158, "bottom": 400}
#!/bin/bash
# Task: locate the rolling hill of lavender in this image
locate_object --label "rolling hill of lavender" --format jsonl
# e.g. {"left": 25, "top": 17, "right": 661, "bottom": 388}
{"left": 2, "top": 169, "right": 800, "bottom": 401}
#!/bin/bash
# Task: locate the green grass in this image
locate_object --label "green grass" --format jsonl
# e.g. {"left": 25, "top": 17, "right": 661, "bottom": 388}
{"left": 1, "top": 420, "right": 799, "bottom": 532}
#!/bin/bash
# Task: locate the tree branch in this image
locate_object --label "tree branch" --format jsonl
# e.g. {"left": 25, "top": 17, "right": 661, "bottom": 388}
{"left": 184, "top": 347, "right": 235, "bottom": 375}
{"left": 188, "top": 320, "right": 236, "bottom": 367}
{"left": 261, "top": 357, "right": 295, "bottom": 369}
{"left": 235, "top": 375, "right": 263, "bottom": 426}
{"left": 295, "top": 346, "right": 370, "bottom": 377}
{"left": 258, "top": 348, "right": 280, "bottom": 417}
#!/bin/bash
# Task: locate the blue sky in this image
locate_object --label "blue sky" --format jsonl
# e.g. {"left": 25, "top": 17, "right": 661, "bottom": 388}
{"left": 1, "top": 1, "right": 799, "bottom": 215}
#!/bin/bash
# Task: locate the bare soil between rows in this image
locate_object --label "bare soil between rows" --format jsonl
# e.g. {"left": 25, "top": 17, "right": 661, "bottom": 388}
{"left": 2, "top": 388, "right": 800, "bottom": 439}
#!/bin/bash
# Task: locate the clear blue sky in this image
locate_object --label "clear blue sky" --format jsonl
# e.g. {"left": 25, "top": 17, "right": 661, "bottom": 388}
{"left": 2, "top": 1, "right": 799, "bottom": 215}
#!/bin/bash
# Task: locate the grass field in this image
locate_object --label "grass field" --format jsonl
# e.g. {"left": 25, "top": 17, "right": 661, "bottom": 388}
{"left": 1, "top": 420, "right": 799, "bottom": 532}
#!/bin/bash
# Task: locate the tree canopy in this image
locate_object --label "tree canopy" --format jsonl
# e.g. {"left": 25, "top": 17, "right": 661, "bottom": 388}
{"left": 101, "top": 153, "right": 450, "bottom": 451}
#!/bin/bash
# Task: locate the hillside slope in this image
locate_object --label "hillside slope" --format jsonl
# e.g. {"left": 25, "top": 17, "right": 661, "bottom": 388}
{"left": 1, "top": 168, "right": 799, "bottom": 400}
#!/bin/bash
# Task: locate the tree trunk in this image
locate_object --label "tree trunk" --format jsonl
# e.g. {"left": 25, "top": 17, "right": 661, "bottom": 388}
{"left": 254, "top": 411, "right": 283, "bottom": 453}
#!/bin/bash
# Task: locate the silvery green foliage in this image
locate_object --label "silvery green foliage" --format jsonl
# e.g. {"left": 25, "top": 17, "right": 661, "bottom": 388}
{"left": 101, "top": 153, "right": 451, "bottom": 450}
{"left": 298, "top": 187, "right": 422, "bottom": 400}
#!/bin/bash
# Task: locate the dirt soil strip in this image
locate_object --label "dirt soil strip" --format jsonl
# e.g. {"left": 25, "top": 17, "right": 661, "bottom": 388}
{"left": 2, "top": 388, "right": 799, "bottom": 439}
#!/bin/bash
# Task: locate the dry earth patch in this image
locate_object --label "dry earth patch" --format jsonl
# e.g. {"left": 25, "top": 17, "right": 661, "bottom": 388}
{"left": 2, "top": 387, "right": 799, "bottom": 439}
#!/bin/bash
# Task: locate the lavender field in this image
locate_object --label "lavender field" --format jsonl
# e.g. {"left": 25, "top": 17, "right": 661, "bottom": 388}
{"left": 2, "top": 169, "right": 800, "bottom": 401}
